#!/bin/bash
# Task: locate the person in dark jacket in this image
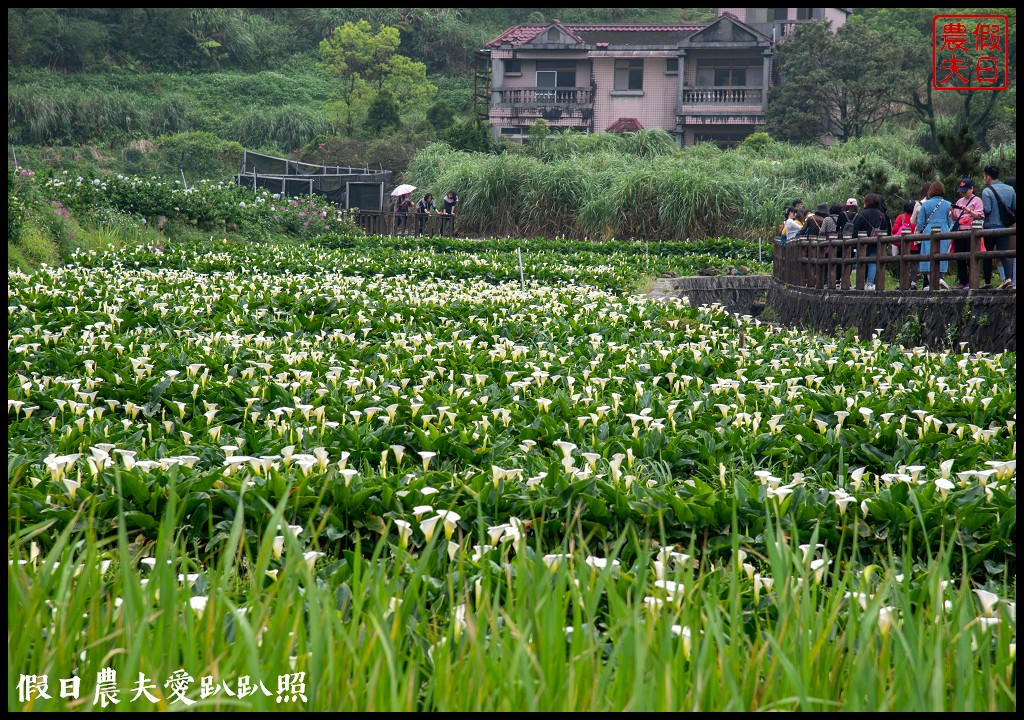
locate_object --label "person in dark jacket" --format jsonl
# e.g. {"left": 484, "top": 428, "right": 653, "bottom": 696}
{"left": 981, "top": 165, "right": 1016, "bottom": 289}
{"left": 415, "top": 193, "right": 436, "bottom": 237}
{"left": 439, "top": 190, "right": 459, "bottom": 238}
{"left": 850, "top": 193, "right": 892, "bottom": 290}
{"left": 800, "top": 203, "right": 829, "bottom": 238}
{"left": 821, "top": 203, "right": 846, "bottom": 288}
{"left": 394, "top": 193, "right": 413, "bottom": 234}
{"left": 836, "top": 198, "right": 858, "bottom": 240}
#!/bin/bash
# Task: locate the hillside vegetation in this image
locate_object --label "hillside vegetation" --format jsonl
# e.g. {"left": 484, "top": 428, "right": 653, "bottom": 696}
{"left": 6, "top": 8, "right": 1017, "bottom": 263}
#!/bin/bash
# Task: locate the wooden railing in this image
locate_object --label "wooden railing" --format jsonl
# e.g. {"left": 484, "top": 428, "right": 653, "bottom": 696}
{"left": 349, "top": 210, "right": 457, "bottom": 238}
{"left": 772, "top": 225, "right": 1016, "bottom": 291}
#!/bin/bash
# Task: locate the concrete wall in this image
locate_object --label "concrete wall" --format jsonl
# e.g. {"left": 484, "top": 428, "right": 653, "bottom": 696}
{"left": 592, "top": 56, "right": 681, "bottom": 133}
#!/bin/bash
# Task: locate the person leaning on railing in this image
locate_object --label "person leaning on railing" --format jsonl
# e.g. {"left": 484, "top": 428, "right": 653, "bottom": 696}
{"left": 439, "top": 190, "right": 459, "bottom": 239}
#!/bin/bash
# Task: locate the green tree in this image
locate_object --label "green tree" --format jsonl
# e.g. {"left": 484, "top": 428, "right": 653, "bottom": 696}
{"left": 442, "top": 119, "right": 491, "bottom": 153}
{"left": 366, "top": 90, "right": 401, "bottom": 133}
{"left": 427, "top": 100, "right": 455, "bottom": 131}
{"left": 318, "top": 19, "right": 436, "bottom": 136}
{"left": 767, "top": 19, "right": 915, "bottom": 143}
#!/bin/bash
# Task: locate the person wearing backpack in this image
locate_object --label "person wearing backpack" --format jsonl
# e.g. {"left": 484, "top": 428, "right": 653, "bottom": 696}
{"left": 981, "top": 164, "right": 1016, "bottom": 290}
{"left": 849, "top": 193, "right": 891, "bottom": 290}
{"left": 915, "top": 181, "right": 953, "bottom": 290}
{"left": 819, "top": 203, "right": 845, "bottom": 288}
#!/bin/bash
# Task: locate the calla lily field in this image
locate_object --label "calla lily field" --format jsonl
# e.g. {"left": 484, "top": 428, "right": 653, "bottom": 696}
{"left": 7, "top": 206, "right": 1016, "bottom": 709}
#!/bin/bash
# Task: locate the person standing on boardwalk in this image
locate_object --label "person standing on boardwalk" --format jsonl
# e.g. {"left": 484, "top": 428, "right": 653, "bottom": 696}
{"left": 394, "top": 193, "right": 413, "bottom": 234}
{"left": 850, "top": 193, "right": 891, "bottom": 290}
{"left": 415, "top": 193, "right": 436, "bottom": 237}
{"left": 783, "top": 207, "right": 804, "bottom": 242}
{"left": 949, "top": 178, "right": 984, "bottom": 289}
{"left": 439, "top": 190, "right": 459, "bottom": 238}
{"left": 915, "top": 181, "right": 953, "bottom": 290}
{"left": 981, "top": 165, "right": 1016, "bottom": 290}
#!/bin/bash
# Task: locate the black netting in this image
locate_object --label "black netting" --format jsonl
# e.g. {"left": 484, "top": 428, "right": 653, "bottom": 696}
{"left": 236, "top": 151, "right": 392, "bottom": 209}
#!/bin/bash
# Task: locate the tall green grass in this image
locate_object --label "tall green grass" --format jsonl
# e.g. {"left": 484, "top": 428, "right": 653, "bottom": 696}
{"left": 9, "top": 498, "right": 1016, "bottom": 711}
{"left": 406, "top": 131, "right": 936, "bottom": 241}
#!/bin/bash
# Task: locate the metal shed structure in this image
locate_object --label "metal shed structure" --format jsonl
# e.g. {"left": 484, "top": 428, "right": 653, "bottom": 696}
{"left": 233, "top": 151, "right": 393, "bottom": 211}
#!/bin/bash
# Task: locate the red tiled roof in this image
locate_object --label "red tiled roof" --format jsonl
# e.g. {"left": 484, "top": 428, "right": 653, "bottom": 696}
{"left": 606, "top": 118, "right": 644, "bottom": 133}
{"left": 485, "top": 23, "right": 705, "bottom": 48}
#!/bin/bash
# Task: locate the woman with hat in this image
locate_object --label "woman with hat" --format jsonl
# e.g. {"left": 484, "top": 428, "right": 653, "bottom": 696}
{"left": 950, "top": 178, "right": 984, "bottom": 289}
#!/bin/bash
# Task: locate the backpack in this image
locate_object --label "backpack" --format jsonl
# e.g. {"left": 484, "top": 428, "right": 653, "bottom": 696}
{"left": 868, "top": 212, "right": 886, "bottom": 237}
{"left": 841, "top": 211, "right": 856, "bottom": 238}
{"left": 984, "top": 185, "right": 1017, "bottom": 226}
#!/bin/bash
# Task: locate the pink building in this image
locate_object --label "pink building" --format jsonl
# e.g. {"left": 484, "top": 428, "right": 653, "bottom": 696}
{"left": 480, "top": 9, "right": 851, "bottom": 147}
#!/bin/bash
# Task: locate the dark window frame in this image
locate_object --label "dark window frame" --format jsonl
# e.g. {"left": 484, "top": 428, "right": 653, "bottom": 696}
{"left": 696, "top": 58, "right": 762, "bottom": 87}
{"left": 614, "top": 58, "right": 644, "bottom": 91}
{"left": 535, "top": 60, "right": 577, "bottom": 97}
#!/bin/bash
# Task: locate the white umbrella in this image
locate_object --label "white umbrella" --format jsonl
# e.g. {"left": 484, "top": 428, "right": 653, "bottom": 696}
{"left": 391, "top": 184, "right": 416, "bottom": 197}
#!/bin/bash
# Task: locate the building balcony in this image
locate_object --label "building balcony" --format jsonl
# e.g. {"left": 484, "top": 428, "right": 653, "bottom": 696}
{"left": 493, "top": 86, "right": 595, "bottom": 108}
{"left": 681, "top": 87, "right": 764, "bottom": 105}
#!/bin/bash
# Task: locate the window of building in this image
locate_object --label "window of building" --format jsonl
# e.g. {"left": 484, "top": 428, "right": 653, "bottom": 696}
{"left": 666, "top": 58, "right": 678, "bottom": 74}
{"left": 505, "top": 59, "right": 521, "bottom": 75}
{"left": 716, "top": 68, "right": 746, "bottom": 86}
{"left": 796, "top": 8, "right": 812, "bottom": 20}
{"left": 536, "top": 60, "right": 576, "bottom": 100}
{"left": 535, "top": 61, "right": 577, "bottom": 87}
{"left": 748, "top": 8, "right": 788, "bottom": 23}
{"left": 547, "top": 27, "right": 560, "bottom": 42}
{"left": 696, "top": 58, "right": 761, "bottom": 87}
{"left": 614, "top": 59, "right": 644, "bottom": 91}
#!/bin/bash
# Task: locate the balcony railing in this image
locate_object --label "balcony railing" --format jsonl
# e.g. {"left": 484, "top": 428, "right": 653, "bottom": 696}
{"left": 493, "top": 86, "right": 594, "bottom": 107}
{"left": 682, "top": 87, "right": 763, "bottom": 105}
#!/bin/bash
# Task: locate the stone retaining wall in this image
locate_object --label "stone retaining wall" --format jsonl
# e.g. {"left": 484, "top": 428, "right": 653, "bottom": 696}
{"left": 649, "top": 275, "right": 1016, "bottom": 353}
{"left": 648, "top": 275, "right": 772, "bottom": 315}
{"left": 766, "top": 283, "right": 1016, "bottom": 353}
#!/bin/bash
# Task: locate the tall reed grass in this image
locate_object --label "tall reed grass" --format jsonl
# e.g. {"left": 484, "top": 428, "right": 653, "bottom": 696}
{"left": 407, "top": 131, "right": 930, "bottom": 241}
